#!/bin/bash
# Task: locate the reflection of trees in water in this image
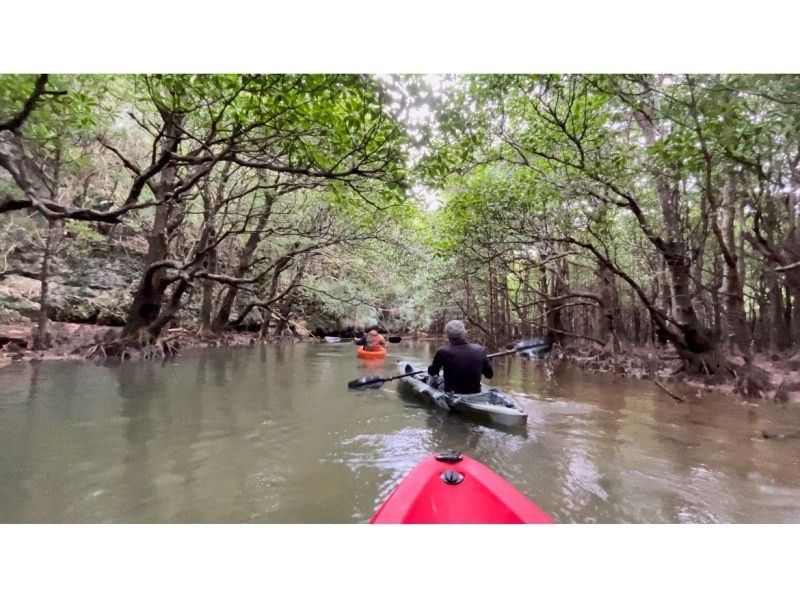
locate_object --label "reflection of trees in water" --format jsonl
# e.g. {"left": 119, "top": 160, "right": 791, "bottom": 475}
{"left": 11, "top": 363, "right": 93, "bottom": 521}
{"left": 0, "top": 366, "right": 43, "bottom": 519}
{"left": 115, "top": 361, "right": 160, "bottom": 520}
{"left": 518, "top": 358, "right": 544, "bottom": 397}
{"left": 195, "top": 351, "right": 209, "bottom": 386}
{"left": 494, "top": 356, "right": 513, "bottom": 383}
{"left": 210, "top": 349, "right": 232, "bottom": 388}
{"left": 190, "top": 346, "right": 304, "bottom": 521}
{"left": 27, "top": 363, "right": 42, "bottom": 403}
{"left": 494, "top": 355, "right": 561, "bottom": 399}
{"left": 199, "top": 346, "right": 250, "bottom": 389}
{"left": 114, "top": 352, "right": 257, "bottom": 522}
{"left": 273, "top": 344, "right": 286, "bottom": 364}
{"left": 228, "top": 347, "right": 247, "bottom": 377}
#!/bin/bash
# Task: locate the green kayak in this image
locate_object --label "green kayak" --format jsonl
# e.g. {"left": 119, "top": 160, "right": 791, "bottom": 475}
{"left": 396, "top": 360, "right": 528, "bottom": 428}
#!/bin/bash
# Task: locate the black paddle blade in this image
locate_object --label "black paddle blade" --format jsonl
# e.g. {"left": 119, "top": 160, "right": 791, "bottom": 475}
{"left": 388, "top": 336, "right": 402, "bottom": 343}
{"left": 347, "top": 375, "right": 385, "bottom": 389}
{"left": 516, "top": 338, "right": 553, "bottom": 359}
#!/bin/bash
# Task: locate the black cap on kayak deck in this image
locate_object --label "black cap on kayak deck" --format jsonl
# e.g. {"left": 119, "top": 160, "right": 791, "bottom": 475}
{"left": 435, "top": 450, "right": 463, "bottom": 463}
{"left": 441, "top": 470, "right": 465, "bottom": 485}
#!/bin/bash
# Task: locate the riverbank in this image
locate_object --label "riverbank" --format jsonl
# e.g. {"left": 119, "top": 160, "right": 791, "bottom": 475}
{"left": 553, "top": 343, "right": 800, "bottom": 405}
{"left": 0, "top": 321, "right": 448, "bottom": 368}
{"left": 0, "top": 322, "right": 273, "bottom": 369}
{"left": 3, "top": 322, "right": 799, "bottom": 404}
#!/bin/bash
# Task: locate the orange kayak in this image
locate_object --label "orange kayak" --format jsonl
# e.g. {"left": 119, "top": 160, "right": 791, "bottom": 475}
{"left": 357, "top": 346, "right": 387, "bottom": 360}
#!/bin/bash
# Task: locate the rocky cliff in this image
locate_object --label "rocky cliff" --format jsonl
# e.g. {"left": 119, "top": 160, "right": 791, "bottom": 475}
{"left": 0, "top": 238, "right": 143, "bottom": 326}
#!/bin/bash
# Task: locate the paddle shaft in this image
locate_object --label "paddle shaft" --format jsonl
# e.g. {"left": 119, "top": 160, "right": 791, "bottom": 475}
{"left": 487, "top": 347, "right": 524, "bottom": 359}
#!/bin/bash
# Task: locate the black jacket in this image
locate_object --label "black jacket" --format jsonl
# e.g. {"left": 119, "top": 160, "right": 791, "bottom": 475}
{"left": 427, "top": 339, "right": 493, "bottom": 394}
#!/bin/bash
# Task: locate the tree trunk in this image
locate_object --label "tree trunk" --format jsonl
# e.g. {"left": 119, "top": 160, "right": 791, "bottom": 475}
{"left": 710, "top": 255, "right": 722, "bottom": 341}
{"left": 271, "top": 256, "right": 310, "bottom": 338}
{"left": 762, "top": 195, "right": 788, "bottom": 351}
{"left": 197, "top": 249, "right": 217, "bottom": 337}
{"left": 196, "top": 170, "right": 228, "bottom": 338}
{"left": 147, "top": 277, "right": 193, "bottom": 339}
{"left": 33, "top": 220, "right": 58, "bottom": 351}
{"left": 487, "top": 259, "right": 496, "bottom": 347}
{"left": 120, "top": 202, "right": 173, "bottom": 340}
{"left": 629, "top": 91, "right": 722, "bottom": 368}
{"left": 718, "top": 172, "right": 752, "bottom": 361}
{"left": 258, "top": 263, "right": 289, "bottom": 339}
{"left": 597, "top": 262, "right": 622, "bottom": 353}
{"left": 548, "top": 250, "right": 569, "bottom": 343}
{"left": 120, "top": 113, "right": 182, "bottom": 341}
{"left": 211, "top": 208, "right": 272, "bottom": 332}
{"left": 785, "top": 285, "right": 794, "bottom": 348}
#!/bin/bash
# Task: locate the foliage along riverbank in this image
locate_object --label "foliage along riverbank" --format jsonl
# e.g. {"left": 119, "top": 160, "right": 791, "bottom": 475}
{"left": 3, "top": 319, "right": 800, "bottom": 408}
{"left": 3, "top": 74, "right": 800, "bottom": 402}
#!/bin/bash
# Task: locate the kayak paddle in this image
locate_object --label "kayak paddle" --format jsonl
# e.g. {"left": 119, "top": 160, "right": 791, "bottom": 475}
{"left": 352, "top": 335, "right": 402, "bottom": 344}
{"left": 347, "top": 367, "right": 427, "bottom": 389}
{"left": 346, "top": 340, "right": 551, "bottom": 390}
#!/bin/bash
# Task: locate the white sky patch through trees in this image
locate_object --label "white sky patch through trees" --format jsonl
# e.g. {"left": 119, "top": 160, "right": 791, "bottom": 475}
{"left": 375, "top": 74, "right": 464, "bottom": 210}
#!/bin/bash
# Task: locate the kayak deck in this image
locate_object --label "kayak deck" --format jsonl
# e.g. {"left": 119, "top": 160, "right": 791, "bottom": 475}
{"left": 371, "top": 452, "right": 553, "bottom": 524}
{"left": 396, "top": 361, "right": 527, "bottom": 428}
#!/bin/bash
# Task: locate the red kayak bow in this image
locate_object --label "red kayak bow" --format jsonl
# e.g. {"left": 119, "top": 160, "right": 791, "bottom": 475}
{"left": 371, "top": 451, "right": 554, "bottom": 524}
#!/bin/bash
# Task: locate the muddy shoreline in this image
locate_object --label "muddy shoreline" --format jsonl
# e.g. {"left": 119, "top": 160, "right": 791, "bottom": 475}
{"left": 0, "top": 322, "right": 443, "bottom": 368}
{"left": 0, "top": 322, "right": 272, "bottom": 369}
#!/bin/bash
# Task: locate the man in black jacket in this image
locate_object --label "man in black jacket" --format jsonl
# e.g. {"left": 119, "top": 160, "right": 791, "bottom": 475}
{"left": 427, "top": 320, "right": 493, "bottom": 394}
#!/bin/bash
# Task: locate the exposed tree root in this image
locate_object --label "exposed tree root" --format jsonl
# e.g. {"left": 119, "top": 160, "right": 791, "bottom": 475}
{"left": 733, "top": 364, "right": 771, "bottom": 399}
{"left": 653, "top": 380, "right": 686, "bottom": 403}
{"left": 555, "top": 340, "right": 780, "bottom": 401}
{"left": 84, "top": 335, "right": 181, "bottom": 363}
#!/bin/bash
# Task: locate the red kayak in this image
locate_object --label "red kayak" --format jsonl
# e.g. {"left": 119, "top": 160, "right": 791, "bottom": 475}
{"left": 370, "top": 451, "right": 554, "bottom": 524}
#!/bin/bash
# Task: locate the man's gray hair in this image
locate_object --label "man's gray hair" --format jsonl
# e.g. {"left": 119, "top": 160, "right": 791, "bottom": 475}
{"left": 445, "top": 319, "right": 466, "bottom": 341}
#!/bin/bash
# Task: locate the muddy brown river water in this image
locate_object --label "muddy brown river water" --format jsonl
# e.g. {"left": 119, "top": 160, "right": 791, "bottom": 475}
{"left": 1, "top": 341, "right": 799, "bottom": 522}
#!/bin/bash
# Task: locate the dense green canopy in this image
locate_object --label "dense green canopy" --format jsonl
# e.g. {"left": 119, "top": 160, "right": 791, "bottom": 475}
{"left": 2, "top": 74, "right": 800, "bottom": 392}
